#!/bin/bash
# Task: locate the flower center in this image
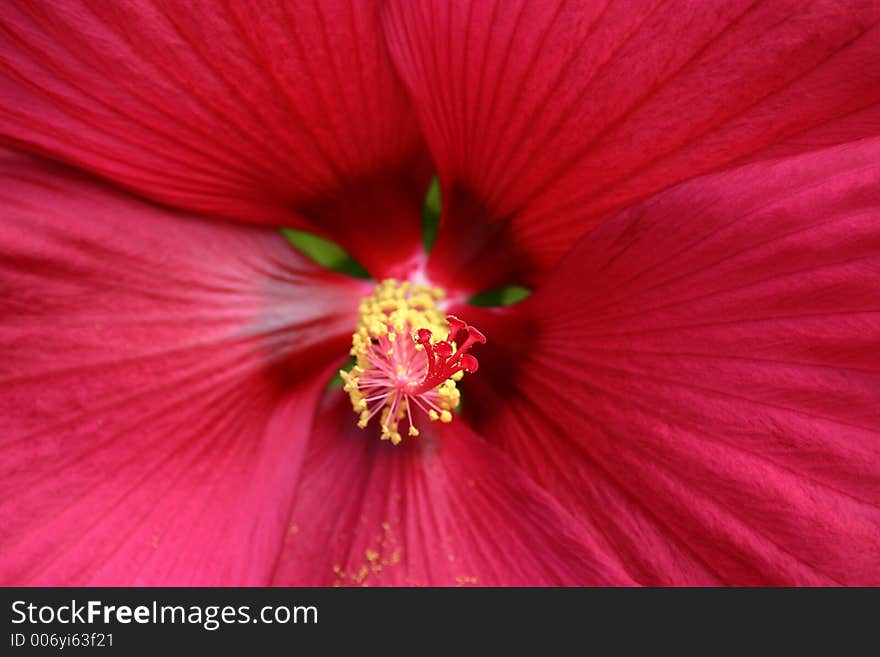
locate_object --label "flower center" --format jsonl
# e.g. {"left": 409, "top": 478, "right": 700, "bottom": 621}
{"left": 341, "top": 279, "right": 486, "bottom": 444}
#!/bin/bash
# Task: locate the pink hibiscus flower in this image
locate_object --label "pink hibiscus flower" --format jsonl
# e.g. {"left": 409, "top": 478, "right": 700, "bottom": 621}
{"left": 1, "top": 1, "right": 878, "bottom": 586}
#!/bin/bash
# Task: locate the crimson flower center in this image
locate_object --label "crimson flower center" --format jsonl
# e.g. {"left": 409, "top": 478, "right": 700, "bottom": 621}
{"left": 340, "top": 279, "right": 485, "bottom": 444}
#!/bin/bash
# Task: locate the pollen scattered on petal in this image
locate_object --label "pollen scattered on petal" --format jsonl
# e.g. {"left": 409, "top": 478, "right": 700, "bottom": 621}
{"left": 341, "top": 278, "right": 485, "bottom": 444}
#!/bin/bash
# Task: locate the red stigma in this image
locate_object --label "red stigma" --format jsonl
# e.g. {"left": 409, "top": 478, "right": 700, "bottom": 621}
{"left": 410, "top": 315, "right": 486, "bottom": 395}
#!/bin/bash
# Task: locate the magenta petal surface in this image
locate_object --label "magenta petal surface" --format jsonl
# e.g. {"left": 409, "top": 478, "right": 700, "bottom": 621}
{"left": 271, "top": 396, "right": 633, "bottom": 586}
{"left": 0, "top": 153, "right": 367, "bottom": 585}
{"left": 458, "top": 139, "right": 880, "bottom": 585}
{"left": 0, "top": 0, "right": 427, "bottom": 269}
{"left": 383, "top": 0, "right": 880, "bottom": 289}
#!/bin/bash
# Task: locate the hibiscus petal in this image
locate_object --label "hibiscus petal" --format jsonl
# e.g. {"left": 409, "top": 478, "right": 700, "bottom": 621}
{"left": 0, "top": 152, "right": 367, "bottom": 585}
{"left": 271, "top": 394, "right": 632, "bottom": 586}
{"left": 383, "top": 0, "right": 880, "bottom": 290}
{"left": 0, "top": 0, "right": 427, "bottom": 274}
{"left": 455, "top": 139, "right": 880, "bottom": 585}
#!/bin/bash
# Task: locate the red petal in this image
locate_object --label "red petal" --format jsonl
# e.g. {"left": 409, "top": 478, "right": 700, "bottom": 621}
{"left": 0, "top": 1, "right": 427, "bottom": 274}
{"left": 271, "top": 395, "right": 632, "bottom": 586}
{"left": 456, "top": 139, "right": 880, "bottom": 585}
{"left": 383, "top": 0, "right": 880, "bottom": 290}
{"left": 0, "top": 152, "right": 367, "bottom": 585}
